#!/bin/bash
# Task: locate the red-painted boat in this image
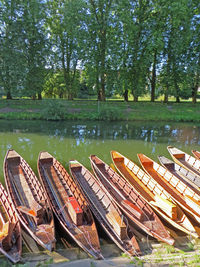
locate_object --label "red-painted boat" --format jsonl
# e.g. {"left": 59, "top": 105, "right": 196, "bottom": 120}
{"left": 38, "top": 152, "right": 102, "bottom": 259}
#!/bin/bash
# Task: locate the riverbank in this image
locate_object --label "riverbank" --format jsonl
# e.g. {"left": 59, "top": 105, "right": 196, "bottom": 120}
{"left": 0, "top": 99, "right": 199, "bottom": 122}
{"left": 1, "top": 235, "right": 200, "bottom": 266}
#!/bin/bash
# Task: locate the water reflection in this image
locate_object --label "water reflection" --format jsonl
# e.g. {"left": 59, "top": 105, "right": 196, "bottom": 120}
{"left": 0, "top": 120, "right": 199, "bottom": 184}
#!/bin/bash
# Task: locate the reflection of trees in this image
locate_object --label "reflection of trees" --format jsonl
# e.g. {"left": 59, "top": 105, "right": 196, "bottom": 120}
{"left": 0, "top": 120, "right": 199, "bottom": 145}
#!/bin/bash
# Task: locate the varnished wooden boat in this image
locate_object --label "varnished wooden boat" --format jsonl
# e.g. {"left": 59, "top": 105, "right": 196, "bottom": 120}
{"left": 4, "top": 150, "right": 55, "bottom": 251}
{"left": 111, "top": 151, "right": 200, "bottom": 238}
{"left": 0, "top": 183, "right": 21, "bottom": 263}
{"left": 192, "top": 150, "right": 200, "bottom": 160}
{"left": 90, "top": 155, "right": 174, "bottom": 245}
{"left": 158, "top": 155, "right": 200, "bottom": 190}
{"left": 138, "top": 153, "right": 200, "bottom": 229}
{"left": 37, "top": 152, "right": 102, "bottom": 259}
{"left": 168, "top": 146, "right": 200, "bottom": 176}
{"left": 69, "top": 160, "right": 141, "bottom": 256}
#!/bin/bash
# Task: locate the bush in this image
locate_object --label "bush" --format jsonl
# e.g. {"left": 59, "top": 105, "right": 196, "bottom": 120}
{"left": 42, "top": 101, "right": 66, "bottom": 120}
{"left": 98, "top": 107, "right": 122, "bottom": 121}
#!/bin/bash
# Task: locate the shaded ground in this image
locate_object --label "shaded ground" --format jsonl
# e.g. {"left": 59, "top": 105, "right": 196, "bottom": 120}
{"left": 1, "top": 233, "right": 200, "bottom": 266}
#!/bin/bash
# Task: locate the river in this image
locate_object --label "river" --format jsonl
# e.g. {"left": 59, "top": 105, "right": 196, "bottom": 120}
{"left": 0, "top": 119, "right": 199, "bottom": 184}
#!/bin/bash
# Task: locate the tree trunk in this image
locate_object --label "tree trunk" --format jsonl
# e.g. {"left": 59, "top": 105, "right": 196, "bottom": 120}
{"left": 175, "top": 96, "right": 180, "bottom": 103}
{"left": 68, "top": 92, "right": 73, "bottom": 100}
{"left": 192, "top": 84, "right": 198, "bottom": 104}
{"left": 151, "top": 51, "right": 157, "bottom": 102}
{"left": 164, "top": 93, "right": 168, "bottom": 103}
{"left": 38, "top": 93, "right": 42, "bottom": 100}
{"left": 123, "top": 89, "right": 128, "bottom": 102}
{"left": 99, "top": 73, "right": 106, "bottom": 101}
{"left": 6, "top": 91, "right": 12, "bottom": 99}
{"left": 133, "top": 95, "right": 138, "bottom": 102}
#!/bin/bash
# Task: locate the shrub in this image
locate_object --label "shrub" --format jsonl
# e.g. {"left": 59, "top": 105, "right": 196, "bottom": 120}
{"left": 42, "top": 101, "right": 66, "bottom": 121}
{"left": 98, "top": 107, "right": 122, "bottom": 121}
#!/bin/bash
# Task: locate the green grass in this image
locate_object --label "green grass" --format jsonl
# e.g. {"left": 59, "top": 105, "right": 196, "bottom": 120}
{"left": 0, "top": 99, "right": 199, "bottom": 122}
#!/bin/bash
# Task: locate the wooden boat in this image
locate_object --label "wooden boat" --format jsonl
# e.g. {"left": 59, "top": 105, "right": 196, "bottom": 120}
{"left": 37, "top": 152, "right": 102, "bottom": 259}
{"left": 4, "top": 150, "right": 55, "bottom": 251}
{"left": 111, "top": 151, "right": 200, "bottom": 238}
{"left": 69, "top": 160, "right": 141, "bottom": 256}
{"left": 158, "top": 155, "right": 200, "bottom": 190}
{"left": 90, "top": 155, "right": 174, "bottom": 245}
{"left": 168, "top": 146, "right": 200, "bottom": 176}
{"left": 192, "top": 150, "right": 200, "bottom": 160}
{"left": 138, "top": 153, "right": 200, "bottom": 228}
{"left": 0, "top": 183, "right": 21, "bottom": 263}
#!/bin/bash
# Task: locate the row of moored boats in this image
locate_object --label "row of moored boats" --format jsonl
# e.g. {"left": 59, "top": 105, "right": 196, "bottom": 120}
{"left": 0, "top": 146, "right": 200, "bottom": 263}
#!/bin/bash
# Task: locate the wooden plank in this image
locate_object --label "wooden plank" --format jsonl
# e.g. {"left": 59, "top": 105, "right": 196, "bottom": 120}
{"left": 22, "top": 230, "right": 40, "bottom": 253}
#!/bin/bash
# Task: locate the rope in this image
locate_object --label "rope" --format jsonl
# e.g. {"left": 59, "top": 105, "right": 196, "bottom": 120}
{"left": 72, "top": 223, "right": 101, "bottom": 258}
{"left": 122, "top": 214, "right": 141, "bottom": 258}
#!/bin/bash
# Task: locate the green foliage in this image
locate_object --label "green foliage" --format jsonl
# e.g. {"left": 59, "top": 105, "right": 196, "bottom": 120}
{"left": 42, "top": 101, "right": 66, "bottom": 121}
{"left": 97, "top": 107, "right": 122, "bottom": 121}
{"left": 0, "top": 0, "right": 200, "bottom": 102}
{"left": 163, "top": 244, "right": 176, "bottom": 254}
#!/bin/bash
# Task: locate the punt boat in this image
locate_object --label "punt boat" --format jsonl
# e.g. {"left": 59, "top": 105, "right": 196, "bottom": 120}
{"left": 69, "top": 160, "right": 141, "bottom": 256}
{"left": 4, "top": 150, "right": 55, "bottom": 251}
{"left": 111, "top": 151, "right": 200, "bottom": 238}
{"left": 90, "top": 155, "right": 174, "bottom": 245}
{"left": 38, "top": 152, "right": 102, "bottom": 259}
{"left": 168, "top": 146, "right": 200, "bottom": 176}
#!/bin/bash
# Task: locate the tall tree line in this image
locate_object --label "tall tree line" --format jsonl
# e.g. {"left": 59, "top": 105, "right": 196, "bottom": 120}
{"left": 0, "top": 0, "right": 199, "bottom": 103}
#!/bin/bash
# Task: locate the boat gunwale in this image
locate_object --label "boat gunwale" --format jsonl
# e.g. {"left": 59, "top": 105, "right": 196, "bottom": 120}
{"left": 4, "top": 149, "right": 55, "bottom": 251}
{"left": 111, "top": 151, "right": 199, "bottom": 238}
{"left": 90, "top": 154, "right": 174, "bottom": 246}
{"left": 69, "top": 160, "right": 141, "bottom": 257}
{"left": 37, "top": 152, "right": 102, "bottom": 260}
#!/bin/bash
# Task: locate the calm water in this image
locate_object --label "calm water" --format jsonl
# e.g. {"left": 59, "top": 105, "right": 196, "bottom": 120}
{"left": 0, "top": 119, "right": 199, "bottom": 184}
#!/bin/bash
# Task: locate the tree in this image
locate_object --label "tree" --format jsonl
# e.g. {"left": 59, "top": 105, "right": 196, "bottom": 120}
{"left": 116, "top": 0, "right": 152, "bottom": 102}
{"left": 46, "top": 0, "right": 85, "bottom": 100}
{"left": 0, "top": 0, "right": 24, "bottom": 99}
{"left": 158, "top": 0, "right": 193, "bottom": 103}
{"left": 187, "top": 0, "right": 200, "bottom": 104}
{"left": 20, "top": 0, "right": 49, "bottom": 100}
{"left": 84, "top": 0, "right": 116, "bottom": 101}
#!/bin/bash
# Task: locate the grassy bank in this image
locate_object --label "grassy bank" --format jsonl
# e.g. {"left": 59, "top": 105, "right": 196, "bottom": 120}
{"left": 0, "top": 99, "right": 199, "bottom": 122}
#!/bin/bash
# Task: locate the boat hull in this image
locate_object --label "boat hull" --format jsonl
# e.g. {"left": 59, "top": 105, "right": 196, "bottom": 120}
{"left": 111, "top": 151, "right": 200, "bottom": 238}
{"left": 4, "top": 150, "right": 55, "bottom": 251}
{"left": 69, "top": 160, "right": 141, "bottom": 256}
{"left": 37, "top": 152, "right": 102, "bottom": 260}
{"left": 90, "top": 155, "right": 174, "bottom": 245}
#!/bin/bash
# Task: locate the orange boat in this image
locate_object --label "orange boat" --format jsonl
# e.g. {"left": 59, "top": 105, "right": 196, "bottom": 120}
{"left": 4, "top": 150, "right": 55, "bottom": 251}
{"left": 138, "top": 153, "right": 200, "bottom": 229}
{"left": 192, "top": 150, "right": 200, "bottom": 160}
{"left": 0, "top": 183, "right": 21, "bottom": 263}
{"left": 168, "top": 146, "right": 200, "bottom": 176}
{"left": 158, "top": 155, "right": 200, "bottom": 190}
{"left": 90, "top": 155, "right": 174, "bottom": 245}
{"left": 37, "top": 152, "right": 102, "bottom": 259}
{"left": 69, "top": 160, "right": 141, "bottom": 256}
{"left": 111, "top": 151, "right": 200, "bottom": 238}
